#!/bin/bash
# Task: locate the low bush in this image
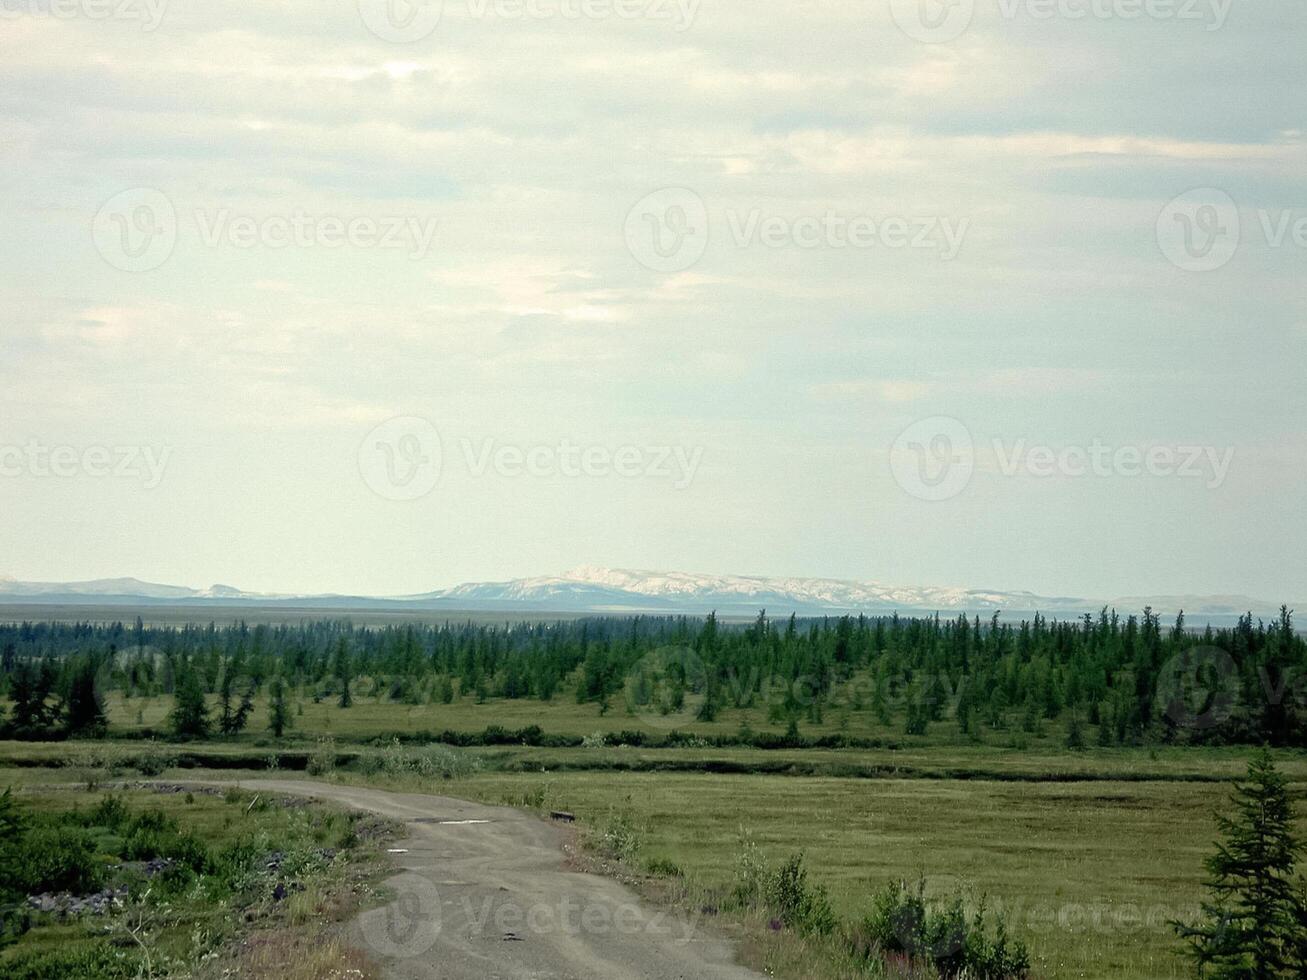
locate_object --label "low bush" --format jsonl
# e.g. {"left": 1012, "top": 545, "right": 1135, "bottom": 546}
{"left": 856, "top": 878, "right": 1030, "bottom": 979}
{"left": 1, "top": 943, "right": 145, "bottom": 980}
{"left": 355, "top": 738, "right": 481, "bottom": 780}
{"left": 728, "top": 834, "right": 834, "bottom": 936}
{"left": 17, "top": 827, "right": 104, "bottom": 894}
{"left": 769, "top": 853, "right": 835, "bottom": 936}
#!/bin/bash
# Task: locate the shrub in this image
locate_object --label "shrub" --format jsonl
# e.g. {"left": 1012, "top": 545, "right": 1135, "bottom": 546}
{"left": 645, "top": 857, "right": 683, "bottom": 877}
{"left": 593, "top": 811, "right": 643, "bottom": 863}
{"left": 730, "top": 828, "right": 771, "bottom": 909}
{"left": 20, "top": 827, "right": 104, "bottom": 894}
{"left": 362, "top": 738, "right": 481, "bottom": 780}
{"left": 2, "top": 942, "right": 145, "bottom": 980}
{"left": 306, "top": 735, "right": 337, "bottom": 776}
{"left": 88, "top": 795, "right": 131, "bottom": 831}
{"left": 858, "top": 878, "right": 1029, "bottom": 979}
{"left": 126, "top": 744, "right": 178, "bottom": 777}
{"left": 767, "top": 853, "right": 835, "bottom": 936}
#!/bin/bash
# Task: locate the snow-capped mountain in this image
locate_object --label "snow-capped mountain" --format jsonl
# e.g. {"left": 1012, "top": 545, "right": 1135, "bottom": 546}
{"left": 413, "top": 567, "right": 1290, "bottom": 619}
{"left": 0, "top": 568, "right": 1294, "bottom": 621}
{"left": 0, "top": 577, "right": 282, "bottom": 602}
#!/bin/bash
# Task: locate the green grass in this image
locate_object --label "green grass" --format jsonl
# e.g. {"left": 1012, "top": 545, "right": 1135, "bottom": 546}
{"left": 5, "top": 745, "right": 1301, "bottom": 980}
{"left": 96, "top": 684, "right": 1110, "bottom": 748}
{"left": 420, "top": 768, "right": 1305, "bottom": 980}
{"left": 0, "top": 780, "right": 395, "bottom": 980}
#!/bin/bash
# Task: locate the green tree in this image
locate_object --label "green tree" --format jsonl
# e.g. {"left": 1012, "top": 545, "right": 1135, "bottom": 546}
{"left": 334, "top": 638, "right": 353, "bottom": 709}
{"left": 268, "top": 676, "right": 291, "bottom": 738}
{"left": 8, "top": 661, "right": 54, "bottom": 734}
{"left": 169, "top": 660, "right": 210, "bottom": 738}
{"left": 1176, "top": 751, "right": 1307, "bottom": 977}
{"left": 63, "top": 657, "right": 106, "bottom": 737}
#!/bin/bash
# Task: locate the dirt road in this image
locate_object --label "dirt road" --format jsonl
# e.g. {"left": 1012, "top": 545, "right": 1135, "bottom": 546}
{"left": 206, "top": 779, "right": 766, "bottom": 980}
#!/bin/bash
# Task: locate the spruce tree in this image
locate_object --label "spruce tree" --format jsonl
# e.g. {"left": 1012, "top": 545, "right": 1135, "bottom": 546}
{"left": 170, "top": 660, "right": 210, "bottom": 738}
{"left": 268, "top": 676, "right": 291, "bottom": 738}
{"left": 63, "top": 657, "right": 106, "bottom": 737}
{"left": 1176, "top": 751, "right": 1307, "bottom": 977}
{"left": 335, "top": 638, "right": 353, "bottom": 709}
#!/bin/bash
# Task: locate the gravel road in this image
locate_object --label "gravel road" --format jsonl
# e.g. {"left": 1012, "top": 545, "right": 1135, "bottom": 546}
{"left": 204, "top": 779, "right": 767, "bottom": 980}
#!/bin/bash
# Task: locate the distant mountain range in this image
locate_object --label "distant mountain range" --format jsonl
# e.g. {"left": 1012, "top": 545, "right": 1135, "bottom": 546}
{"left": 0, "top": 567, "right": 1294, "bottom": 622}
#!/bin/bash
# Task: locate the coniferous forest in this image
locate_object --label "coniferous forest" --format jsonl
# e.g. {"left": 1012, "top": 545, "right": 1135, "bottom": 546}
{"left": 2, "top": 607, "right": 1302, "bottom": 747}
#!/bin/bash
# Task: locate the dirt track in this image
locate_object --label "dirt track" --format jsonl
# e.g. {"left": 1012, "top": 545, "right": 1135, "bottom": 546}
{"left": 202, "top": 779, "right": 766, "bottom": 980}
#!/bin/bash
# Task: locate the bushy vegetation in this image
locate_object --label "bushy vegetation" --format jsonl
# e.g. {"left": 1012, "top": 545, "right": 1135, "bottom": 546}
{"left": 0, "top": 786, "right": 384, "bottom": 979}
{"left": 354, "top": 736, "right": 482, "bottom": 780}
{"left": 725, "top": 829, "right": 1024, "bottom": 977}
{"left": 1175, "top": 751, "right": 1307, "bottom": 977}
{"left": 856, "top": 879, "right": 1030, "bottom": 979}
{"left": 1, "top": 607, "right": 1304, "bottom": 747}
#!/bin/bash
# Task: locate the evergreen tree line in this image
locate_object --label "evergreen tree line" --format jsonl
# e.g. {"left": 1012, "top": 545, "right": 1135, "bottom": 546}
{"left": 0, "top": 606, "right": 1303, "bottom": 745}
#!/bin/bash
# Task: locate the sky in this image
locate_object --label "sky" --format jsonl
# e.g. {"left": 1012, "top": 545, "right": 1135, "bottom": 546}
{"left": 1, "top": 0, "right": 1304, "bottom": 601}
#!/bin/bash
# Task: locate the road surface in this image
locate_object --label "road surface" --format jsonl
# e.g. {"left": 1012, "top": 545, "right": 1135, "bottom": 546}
{"left": 201, "top": 779, "right": 766, "bottom": 980}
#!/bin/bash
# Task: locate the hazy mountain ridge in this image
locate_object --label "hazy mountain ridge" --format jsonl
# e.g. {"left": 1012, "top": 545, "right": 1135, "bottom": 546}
{"left": 1, "top": 568, "right": 1294, "bottom": 620}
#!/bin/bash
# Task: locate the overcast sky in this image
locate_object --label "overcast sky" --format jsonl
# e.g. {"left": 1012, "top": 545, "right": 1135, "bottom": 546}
{"left": 1, "top": 0, "right": 1303, "bottom": 600}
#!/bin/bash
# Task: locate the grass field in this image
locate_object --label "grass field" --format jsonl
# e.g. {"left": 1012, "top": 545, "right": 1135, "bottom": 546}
{"left": 91, "top": 685, "right": 1276, "bottom": 758}
{"left": 7, "top": 685, "right": 1307, "bottom": 980}
{"left": 434, "top": 769, "right": 1306, "bottom": 980}
{"left": 3, "top": 741, "right": 1304, "bottom": 979}
{"left": 0, "top": 779, "right": 396, "bottom": 980}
